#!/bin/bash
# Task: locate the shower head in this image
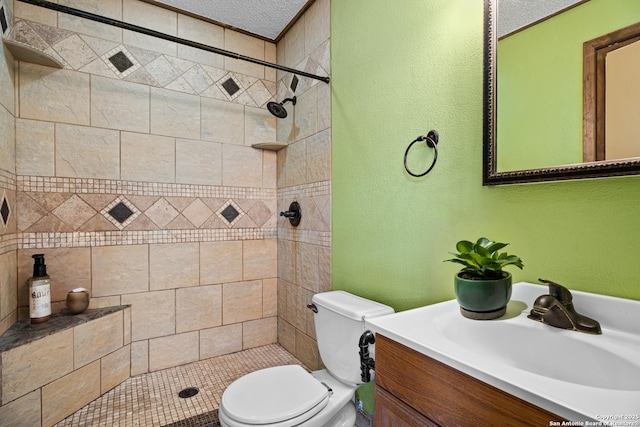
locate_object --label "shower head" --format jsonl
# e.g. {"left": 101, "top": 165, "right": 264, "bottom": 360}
{"left": 266, "top": 96, "right": 297, "bottom": 119}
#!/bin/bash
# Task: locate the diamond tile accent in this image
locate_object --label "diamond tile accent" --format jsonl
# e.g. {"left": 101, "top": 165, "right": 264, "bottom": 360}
{"left": 220, "top": 205, "right": 239, "bottom": 223}
{"left": 102, "top": 46, "right": 140, "bottom": 78}
{"left": 217, "top": 74, "right": 243, "bottom": 101}
{"left": 221, "top": 78, "right": 240, "bottom": 96}
{"left": 101, "top": 196, "right": 141, "bottom": 230}
{"left": 1, "top": 191, "right": 10, "bottom": 229}
{"left": 1, "top": 7, "right": 8, "bottom": 35}
{"left": 290, "top": 75, "right": 299, "bottom": 93}
{"left": 216, "top": 200, "right": 244, "bottom": 227}
{"left": 109, "top": 51, "right": 134, "bottom": 73}
{"left": 109, "top": 202, "right": 134, "bottom": 223}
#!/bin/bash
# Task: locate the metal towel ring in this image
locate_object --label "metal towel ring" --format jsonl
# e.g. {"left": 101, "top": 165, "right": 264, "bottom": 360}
{"left": 404, "top": 130, "right": 439, "bottom": 177}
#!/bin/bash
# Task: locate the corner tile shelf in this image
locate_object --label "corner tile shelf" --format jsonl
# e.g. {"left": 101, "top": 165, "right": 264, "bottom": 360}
{"left": 251, "top": 142, "right": 288, "bottom": 151}
{"left": 2, "top": 38, "right": 64, "bottom": 68}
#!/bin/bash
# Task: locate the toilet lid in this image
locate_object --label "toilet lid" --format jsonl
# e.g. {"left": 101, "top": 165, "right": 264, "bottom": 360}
{"left": 221, "top": 365, "right": 329, "bottom": 425}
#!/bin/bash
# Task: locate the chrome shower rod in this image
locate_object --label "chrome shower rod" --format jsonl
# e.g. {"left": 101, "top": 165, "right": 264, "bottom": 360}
{"left": 17, "top": 0, "right": 330, "bottom": 84}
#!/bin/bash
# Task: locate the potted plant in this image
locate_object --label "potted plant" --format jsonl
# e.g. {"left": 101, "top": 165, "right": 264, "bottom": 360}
{"left": 444, "top": 237, "right": 524, "bottom": 320}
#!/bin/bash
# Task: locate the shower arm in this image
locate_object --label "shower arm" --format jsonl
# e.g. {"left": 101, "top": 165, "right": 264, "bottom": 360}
{"left": 17, "top": 0, "right": 330, "bottom": 84}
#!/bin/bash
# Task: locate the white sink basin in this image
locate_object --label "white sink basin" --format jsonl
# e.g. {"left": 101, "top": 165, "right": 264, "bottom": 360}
{"left": 365, "top": 282, "right": 640, "bottom": 422}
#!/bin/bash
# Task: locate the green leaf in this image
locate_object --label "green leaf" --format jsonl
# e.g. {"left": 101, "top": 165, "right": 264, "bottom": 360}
{"left": 486, "top": 242, "right": 508, "bottom": 253}
{"left": 456, "top": 240, "right": 473, "bottom": 253}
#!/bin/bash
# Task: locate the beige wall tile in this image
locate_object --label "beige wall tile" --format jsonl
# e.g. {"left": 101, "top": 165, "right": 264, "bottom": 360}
{"left": 150, "top": 87, "right": 200, "bottom": 139}
{"left": 224, "top": 30, "right": 264, "bottom": 79}
{"left": 245, "top": 106, "right": 277, "bottom": 146}
{"left": 130, "top": 340, "right": 149, "bottom": 376}
{"left": 121, "top": 289, "right": 175, "bottom": 341}
{"left": 41, "top": 360, "right": 101, "bottom": 427}
{"left": 121, "top": 132, "right": 175, "bottom": 183}
{"left": 304, "top": 0, "right": 330, "bottom": 57}
{"left": 0, "top": 108, "right": 14, "bottom": 173}
{"left": 295, "top": 329, "right": 320, "bottom": 370}
{"left": 91, "top": 76, "right": 150, "bottom": 133}
{"left": 222, "top": 144, "right": 263, "bottom": 188}
{"left": 18, "top": 248, "right": 91, "bottom": 306}
{"left": 58, "top": 0, "right": 122, "bottom": 43}
{"left": 243, "top": 239, "right": 277, "bottom": 280}
{"left": 200, "top": 241, "right": 242, "bottom": 285}
{"left": 74, "top": 311, "right": 124, "bottom": 368}
{"left": 201, "top": 98, "right": 244, "bottom": 145}
{"left": 101, "top": 344, "right": 131, "bottom": 394}
{"left": 149, "top": 331, "right": 198, "bottom": 371}
{"left": 92, "top": 245, "right": 149, "bottom": 297}
{"left": 318, "top": 246, "right": 332, "bottom": 293}
{"left": 124, "top": 306, "right": 132, "bottom": 345}
{"left": 263, "top": 278, "right": 277, "bottom": 317}
{"left": 200, "top": 324, "right": 242, "bottom": 359}
{"left": 56, "top": 124, "right": 120, "bottom": 179}
{"left": 0, "top": 251, "right": 17, "bottom": 322}
{"left": 317, "top": 78, "right": 331, "bottom": 131}
{"left": 177, "top": 14, "right": 224, "bottom": 68}
{"left": 15, "top": 119, "right": 55, "bottom": 176}
{"left": 222, "top": 280, "right": 262, "bottom": 325}
{"left": 0, "top": 389, "right": 41, "bottom": 427}
{"left": 0, "top": 48, "right": 14, "bottom": 120}
{"left": 19, "top": 64, "right": 90, "bottom": 125}
{"left": 294, "top": 85, "right": 318, "bottom": 141}
{"left": 265, "top": 42, "right": 277, "bottom": 82}
{"left": 89, "top": 295, "right": 122, "bottom": 310}
{"left": 277, "top": 318, "right": 296, "bottom": 355}
{"left": 123, "top": 0, "right": 177, "bottom": 56}
{"left": 283, "top": 18, "right": 305, "bottom": 68}
{"left": 306, "top": 129, "right": 331, "bottom": 183}
{"left": 15, "top": 1, "right": 57, "bottom": 25}
{"left": 277, "top": 239, "right": 296, "bottom": 283}
{"left": 284, "top": 140, "right": 307, "bottom": 187}
{"left": 263, "top": 150, "right": 277, "bottom": 189}
{"left": 149, "top": 243, "right": 199, "bottom": 291}
{"left": 176, "top": 139, "right": 222, "bottom": 185}
{"left": 296, "top": 243, "right": 319, "bottom": 292}
{"left": 176, "top": 284, "right": 222, "bottom": 333}
{"left": 243, "top": 316, "right": 277, "bottom": 349}
{"left": 2, "top": 329, "right": 74, "bottom": 403}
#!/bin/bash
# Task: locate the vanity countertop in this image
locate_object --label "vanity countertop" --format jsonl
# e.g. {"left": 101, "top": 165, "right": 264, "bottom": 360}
{"left": 365, "top": 282, "right": 640, "bottom": 422}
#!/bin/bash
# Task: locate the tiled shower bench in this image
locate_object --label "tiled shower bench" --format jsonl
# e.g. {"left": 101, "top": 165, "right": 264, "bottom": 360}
{"left": 0, "top": 306, "right": 131, "bottom": 426}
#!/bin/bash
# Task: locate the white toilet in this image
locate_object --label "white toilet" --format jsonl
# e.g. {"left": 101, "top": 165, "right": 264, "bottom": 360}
{"left": 219, "top": 291, "right": 394, "bottom": 427}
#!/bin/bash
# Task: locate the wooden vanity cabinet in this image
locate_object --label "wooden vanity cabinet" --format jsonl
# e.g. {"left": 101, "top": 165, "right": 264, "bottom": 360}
{"left": 374, "top": 334, "right": 564, "bottom": 426}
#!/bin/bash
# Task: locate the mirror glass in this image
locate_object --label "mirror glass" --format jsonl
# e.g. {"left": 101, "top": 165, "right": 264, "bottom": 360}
{"left": 483, "top": 0, "right": 640, "bottom": 184}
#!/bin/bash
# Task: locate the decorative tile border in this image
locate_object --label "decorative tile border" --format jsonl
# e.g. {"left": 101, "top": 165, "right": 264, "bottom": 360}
{"left": 13, "top": 19, "right": 278, "bottom": 108}
{"left": 278, "top": 228, "right": 331, "bottom": 247}
{"left": 18, "top": 228, "right": 277, "bottom": 249}
{"left": 278, "top": 181, "right": 331, "bottom": 199}
{"left": 18, "top": 176, "right": 276, "bottom": 200}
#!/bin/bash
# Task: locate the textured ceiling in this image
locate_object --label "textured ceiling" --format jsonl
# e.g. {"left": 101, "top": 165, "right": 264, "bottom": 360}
{"left": 498, "top": 0, "right": 583, "bottom": 37}
{"left": 151, "top": 0, "right": 309, "bottom": 41}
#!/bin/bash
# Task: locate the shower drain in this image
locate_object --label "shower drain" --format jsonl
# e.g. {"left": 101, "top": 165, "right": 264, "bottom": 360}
{"left": 178, "top": 387, "right": 199, "bottom": 398}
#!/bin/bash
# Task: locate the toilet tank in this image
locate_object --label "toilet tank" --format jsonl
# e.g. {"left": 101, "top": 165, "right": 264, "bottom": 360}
{"left": 312, "top": 291, "right": 394, "bottom": 385}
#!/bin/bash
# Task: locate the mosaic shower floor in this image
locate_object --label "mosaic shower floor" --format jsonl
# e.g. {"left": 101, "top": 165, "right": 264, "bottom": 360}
{"left": 54, "top": 344, "right": 303, "bottom": 427}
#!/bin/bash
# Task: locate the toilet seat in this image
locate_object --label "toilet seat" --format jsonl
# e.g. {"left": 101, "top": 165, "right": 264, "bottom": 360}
{"left": 221, "top": 365, "right": 330, "bottom": 426}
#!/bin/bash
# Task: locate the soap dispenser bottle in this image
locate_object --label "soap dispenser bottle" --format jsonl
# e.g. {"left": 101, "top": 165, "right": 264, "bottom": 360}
{"left": 29, "top": 254, "right": 51, "bottom": 324}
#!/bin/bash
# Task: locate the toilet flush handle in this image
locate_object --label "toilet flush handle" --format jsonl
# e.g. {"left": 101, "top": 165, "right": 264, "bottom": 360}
{"left": 307, "top": 303, "right": 318, "bottom": 313}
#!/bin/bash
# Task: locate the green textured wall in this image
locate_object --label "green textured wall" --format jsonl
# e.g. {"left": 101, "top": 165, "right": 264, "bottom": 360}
{"left": 331, "top": 0, "right": 640, "bottom": 312}
{"left": 497, "top": 0, "right": 640, "bottom": 171}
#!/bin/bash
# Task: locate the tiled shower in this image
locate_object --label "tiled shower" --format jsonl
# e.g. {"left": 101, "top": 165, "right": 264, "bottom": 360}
{"left": 0, "top": 0, "right": 330, "bottom": 424}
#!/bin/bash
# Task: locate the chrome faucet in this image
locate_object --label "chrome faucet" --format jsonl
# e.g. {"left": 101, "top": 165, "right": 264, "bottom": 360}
{"left": 528, "top": 279, "right": 602, "bottom": 334}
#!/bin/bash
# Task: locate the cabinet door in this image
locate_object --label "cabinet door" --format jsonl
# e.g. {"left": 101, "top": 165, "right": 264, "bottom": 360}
{"left": 374, "top": 386, "right": 440, "bottom": 427}
{"left": 375, "top": 335, "right": 563, "bottom": 426}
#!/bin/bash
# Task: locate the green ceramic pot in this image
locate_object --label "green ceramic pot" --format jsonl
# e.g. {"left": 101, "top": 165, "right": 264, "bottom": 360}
{"left": 454, "top": 272, "right": 512, "bottom": 319}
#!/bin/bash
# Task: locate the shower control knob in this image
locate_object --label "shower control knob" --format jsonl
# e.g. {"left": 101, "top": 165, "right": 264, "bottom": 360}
{"left": 280, "top": 201, "right": 301, "bottom": 227}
